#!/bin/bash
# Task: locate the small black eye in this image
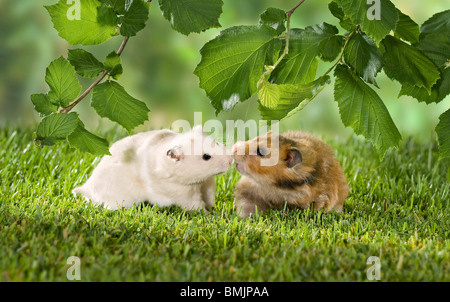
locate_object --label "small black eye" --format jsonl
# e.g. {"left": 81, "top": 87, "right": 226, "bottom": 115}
{"left": 257, "top": 147, "right": 266, "bottom": 157}
{"left": 202, "top": 153, "right": 211, "bottom": 161}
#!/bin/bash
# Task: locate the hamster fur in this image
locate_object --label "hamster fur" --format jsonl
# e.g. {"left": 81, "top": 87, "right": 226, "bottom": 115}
{"left": 73, "top": 126, "right": 232, "bottom": 210}
{"left": 232, "top": 131, "right": 349, "bottom": 218}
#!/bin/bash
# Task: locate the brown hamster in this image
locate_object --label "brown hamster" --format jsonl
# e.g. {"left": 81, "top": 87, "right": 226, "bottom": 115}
{"left": 232, "top": 131, "right": 349, "bottom": 218}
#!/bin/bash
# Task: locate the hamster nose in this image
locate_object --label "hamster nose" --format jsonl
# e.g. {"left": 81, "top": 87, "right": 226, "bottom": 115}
{"left": 221, "top": 156, "right": 233, "bottom": 168}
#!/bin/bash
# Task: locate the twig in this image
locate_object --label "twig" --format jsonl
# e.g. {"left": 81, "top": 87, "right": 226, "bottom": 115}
{"left": 260, "top": 0, "right": 306, "bottom": 79}
{"left": 323, "top": 30, "right": 357, "bottom": 77}
{"left": 59, "top": 36, "right": 130, "bottom": 113}
{"left": 288, "top": 29, "right": 358, "bottom": 114}
{"left": 59, "top": 70, "right": 108, "bottom": 113}
{"left": 286, "top": 0, "right": 306, "bottom": 17}
{"left": 116, "top": 36, "right": 129, "bottom": 56}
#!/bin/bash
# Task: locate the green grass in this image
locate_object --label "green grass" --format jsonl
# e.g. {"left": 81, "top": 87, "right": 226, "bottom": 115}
{"left": 0, "top": 126, "right": 449, "bottom": 281}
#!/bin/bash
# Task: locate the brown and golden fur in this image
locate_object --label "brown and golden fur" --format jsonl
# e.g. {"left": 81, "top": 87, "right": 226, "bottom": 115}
{"left": 233, "top": 131, "right": 349, "bottom": 218}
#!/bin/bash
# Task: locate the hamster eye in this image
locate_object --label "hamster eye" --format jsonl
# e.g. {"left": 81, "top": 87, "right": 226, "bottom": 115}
{"left": 202, "top": 153, "right": 211, "bottom": 161}
{"left": 257, "top": 147, "right": 267, "bottom": 157}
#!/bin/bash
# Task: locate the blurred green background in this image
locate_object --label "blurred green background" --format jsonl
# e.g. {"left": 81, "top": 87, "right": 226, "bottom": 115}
{"left": 1, "top": 0, "right": 449, "bottom": 144}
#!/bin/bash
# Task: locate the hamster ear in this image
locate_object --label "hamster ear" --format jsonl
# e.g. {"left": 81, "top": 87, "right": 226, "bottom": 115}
{"left": 286, "top": 148, "right": 302, "bottom": 168}
{"left": 167, "top": 147, "right": 184, "bottom": 161}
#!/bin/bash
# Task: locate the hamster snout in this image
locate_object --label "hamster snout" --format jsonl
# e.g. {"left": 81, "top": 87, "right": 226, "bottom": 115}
{"left": 219, "top": 155, "right": 233, "bottom": 169}
{"left": 232, "top": 142, "right": 242, "bottom": 154}
{"left": 205, "top": 148, "right": 233, "bottom": 173}
{"left": 232, "top": 142, "right": 248, "bottom": 173}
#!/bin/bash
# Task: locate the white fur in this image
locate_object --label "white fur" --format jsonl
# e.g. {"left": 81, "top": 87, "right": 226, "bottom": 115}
{"left": 73, "top": 126, "right": 232, "bottom": 210}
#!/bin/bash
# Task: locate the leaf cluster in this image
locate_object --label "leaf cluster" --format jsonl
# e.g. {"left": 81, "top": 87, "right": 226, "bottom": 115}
{"left": 32, "top": 0, "right": 449, "bottom": 159}
{"left": 32, "top": 0, "right": 224, "bottom": 155}
{"left": 194, "top": 1, "right": 449, "bottom": 159}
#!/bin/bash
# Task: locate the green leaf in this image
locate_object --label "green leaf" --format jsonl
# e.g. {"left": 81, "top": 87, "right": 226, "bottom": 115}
{"left": 270, "top": 23, "right": 340, "bottom": 85}
{"left": 399, "top": 68, "right": 450, "bottom": 104}
{"left": 45, "top": 0, "right": 118, "bottom": 45}
{"left": 334, "top": 64, "right": 401, "bottom": 158}
{"left": 36, "top": 112, "right": 79, "bottom": 145}
{"left": 194, "top": 25, "right": 281, "bottom": 113}
{"left": 328, "top": 1, "right": 355, "bottom": 31}
{"left": 258, "top": 76, "right": 330, "bottom": 121}
{"left": 416, "top": 33, "right": 450, "bottom": 69}
{"left": 343, "top": 32, "right": 382, "bottom": 85}
{"left": 257, "top": 78, "right": 281, "bottom": 109}
{"left": 319, "top": 34, "right": 345, "bottom": 63}
{"left": 104, "top": 51, "right": 123, "bottom": 79}
{"left": 98, "top": 3, "right": 120, "bottom": 25}
{"left": 68, "top": 120, "right": 110, "bottom": 156}
{"left": 381, "top": 35, "right": 440, "bottom": 93}
{"left": 259, "top": 7, "right": 286, "bottom": 35}
{"left": 68, "top": 49, "right": 105, "bottom": 78}
{"left": 31, "top": 94, "right": 58, "bottom": 116}
{"left": 45, "top": 57, "right": 82, "bottom": 107}
{"left": 436, "top": 108, "right": 450, "bottom": 159}
{"left": 328, "top": 1, "right": 345, "bottom": 21}
{"left": 393, "top": 9, "right": 420, "bottom": 44}
{"left": 270, "top": 28, "right": 319, "bottom": 85}
{"left": 339, "top": 0, "right": 398, "bottom": 45}
{"left": 159, "top": 0, "right": 223, "bottom": 35}
{"left": 398, "top": 10, "right": 449, "bottom": 102}
{"left": 91, "top": 81, "right": 150, "bottom": 132}
{"left": 99, "top": 0, "right": 126, "bottom": 14}
{"left": 419, "top": 9, "right": 450, "bottom": 38}
{"left": 120, "top": 0, "right": 150, "bottom": 37}
{"left": 416, "top": 10, "right": 450, "bottom": 70}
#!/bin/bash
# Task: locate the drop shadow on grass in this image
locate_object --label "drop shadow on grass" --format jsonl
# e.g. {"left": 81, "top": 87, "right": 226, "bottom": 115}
{"left": 126, "top": 198, "right": 349, "bottom": 226}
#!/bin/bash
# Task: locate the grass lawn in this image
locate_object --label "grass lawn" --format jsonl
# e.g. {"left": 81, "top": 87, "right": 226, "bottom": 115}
{"left": 0, "top": 126, "right": 449, "bottom": 281}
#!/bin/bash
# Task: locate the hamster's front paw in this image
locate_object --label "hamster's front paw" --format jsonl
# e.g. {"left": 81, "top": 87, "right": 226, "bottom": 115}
{"left": 234, "top": 198, "right": 265, "bottom": 218}
{"left": 313, "top": 193, "right": 343, "bottom": 213}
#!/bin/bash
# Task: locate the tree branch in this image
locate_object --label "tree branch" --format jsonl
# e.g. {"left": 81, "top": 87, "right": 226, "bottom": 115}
{"left": 297, "top": 29, "right": 358, "bottom": 113}
{"left": 286, "top": 0, "right": 306, "bottom": 17}
{"left": 59, "top": 36, "right": 130, "bottom": 114}
{"left": 259, "top": 0, "right": 306, "bottom": 80}
{"left": 116, "top": 36, "right": 129, "bottom": 56}
{"left": 323, "top": 28, "right": 358, "bottom": 77}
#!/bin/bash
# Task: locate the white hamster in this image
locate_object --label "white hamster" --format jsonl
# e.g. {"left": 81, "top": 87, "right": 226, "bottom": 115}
{"left": 73, "top": 126, "right": 233, "bottom": 210}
